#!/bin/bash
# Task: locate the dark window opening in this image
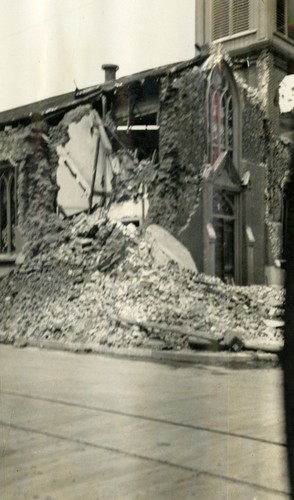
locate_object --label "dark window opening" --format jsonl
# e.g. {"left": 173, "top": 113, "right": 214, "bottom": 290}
{"left": 115, "top": 129, "right": 159, "bottom": 161}
{"left": 213, "top": 189, "right": 236, "bottom": 283}
{"left": 122, "top": 219, "right": 140, "bottom": 227}
{"left": 277, "top": 0, "right": 294, "bottom": 40}
{"left": 213, "top": 190, "right": 235, "bottom": 217}
{"left": 0, "top": 164, "right": 17, "bottom": 255}
{"left": 114, "top": 78, "right": 160, "bottom": 127}
{"left": 116, "top": 112, "right": 158, "bottom": 127}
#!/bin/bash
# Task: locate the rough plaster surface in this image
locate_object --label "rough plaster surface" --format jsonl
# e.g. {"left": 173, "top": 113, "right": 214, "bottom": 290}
{"left": 56, "top": 108, "right": 107, "bottom": 215}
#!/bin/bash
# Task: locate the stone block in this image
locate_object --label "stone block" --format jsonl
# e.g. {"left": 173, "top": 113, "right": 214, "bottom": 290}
{"left": 145, "top": 224, "right": 197, "bottom": 273}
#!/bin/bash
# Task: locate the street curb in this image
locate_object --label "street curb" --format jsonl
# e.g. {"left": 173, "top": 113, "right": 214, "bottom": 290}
{"left": 9, "top": 339, "right": 281, "bottom": 369}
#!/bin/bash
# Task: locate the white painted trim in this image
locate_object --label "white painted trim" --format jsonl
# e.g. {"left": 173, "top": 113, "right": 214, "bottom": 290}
{"left": 213, "top": 29, "right": 257, "bottom": 44}
{"left": 116, "top": 125, "right": 160, "bottom": 131}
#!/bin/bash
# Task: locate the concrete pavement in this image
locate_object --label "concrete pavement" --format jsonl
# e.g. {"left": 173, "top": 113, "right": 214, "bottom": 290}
{"left": 0, "top": 344, "right": 290, "bottom": 499}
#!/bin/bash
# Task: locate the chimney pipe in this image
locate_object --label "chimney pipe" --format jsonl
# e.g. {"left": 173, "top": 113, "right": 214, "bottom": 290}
{"left": 102, "top": 64, "right": 119, "bottom": 82}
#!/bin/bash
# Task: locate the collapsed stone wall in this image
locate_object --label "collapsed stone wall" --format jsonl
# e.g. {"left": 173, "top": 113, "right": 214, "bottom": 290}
{"left": 0, "top": 105, "right": 99, "bottom": 257}
{"left": 50, "top": 104, "right": 93, "bottom": 149}
{"left": 0, "top": 207, "right": 284, "bottom": 351}
{"left": 0, "top": 65, "right": 291, "bottom": 270}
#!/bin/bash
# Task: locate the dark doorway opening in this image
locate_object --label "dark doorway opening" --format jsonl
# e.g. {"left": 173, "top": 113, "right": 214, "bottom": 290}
{"left": 213, "top": 189, "right": 235, "bottom": 283}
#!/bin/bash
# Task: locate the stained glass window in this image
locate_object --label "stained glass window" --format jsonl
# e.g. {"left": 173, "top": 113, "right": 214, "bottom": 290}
{"left": 208, "top": 64, "right": 233, "bottom": 166}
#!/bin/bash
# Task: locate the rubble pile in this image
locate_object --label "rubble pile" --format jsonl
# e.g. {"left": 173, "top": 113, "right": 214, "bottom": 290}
{"left": 0, "top": 209, "right": 284, "bottom": 352}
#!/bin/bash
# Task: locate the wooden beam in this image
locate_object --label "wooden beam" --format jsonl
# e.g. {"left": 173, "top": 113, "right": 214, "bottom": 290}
{"left": 88, "top": 134, "right": 101, "bottom": 214}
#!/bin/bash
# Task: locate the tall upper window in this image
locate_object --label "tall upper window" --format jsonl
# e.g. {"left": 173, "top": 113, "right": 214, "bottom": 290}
{"left": 0, "top": 163, "right": 17, "bottom": 255}
{"left": 212, "top": 0, "right": 250, "bottom": 40}
{"left": 207, "top": 64, "right": 233, "bottom": 166}
{"left": 277, "top": 0, "right": 294, "bottom": 40}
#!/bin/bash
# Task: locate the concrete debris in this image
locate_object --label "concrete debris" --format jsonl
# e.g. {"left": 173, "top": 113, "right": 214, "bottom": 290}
{"left": 145, "top": 224, "right": 197, "bottom": 273}
{"left": 263, "top": 318, "right": 285, "bottom": 328}
{"left": 220, "top": 331, "right": 245, "bottom": 352}
{"left": 0, "top": 208, "right": 284, "bottom": 353}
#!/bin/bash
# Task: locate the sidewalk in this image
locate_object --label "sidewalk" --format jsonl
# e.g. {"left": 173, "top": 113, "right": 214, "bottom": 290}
{"left": 0, "top": 343, "right": 289, "bottom": 499}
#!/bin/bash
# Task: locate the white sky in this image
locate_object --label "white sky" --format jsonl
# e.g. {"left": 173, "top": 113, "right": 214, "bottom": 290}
{"left": 0, "top": 0, "right": 195, "bottom": 112}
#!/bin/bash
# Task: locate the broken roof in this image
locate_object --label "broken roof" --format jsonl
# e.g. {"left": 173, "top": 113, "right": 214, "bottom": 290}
{"left": 0, "top": 87, "right": 102, "bottom": 129}
{"left": 0, "top": 55, "right": 205, "bottom": 129}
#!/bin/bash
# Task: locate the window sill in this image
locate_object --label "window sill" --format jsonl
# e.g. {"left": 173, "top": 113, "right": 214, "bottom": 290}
{"left": 212, "top": 29, "right": 257, "bottom": 44}
{"left": 0, "top": 254, "right": 17, "bottom": 263}
{"left": 273, "top": 31, "right": 294, "bottom": 46}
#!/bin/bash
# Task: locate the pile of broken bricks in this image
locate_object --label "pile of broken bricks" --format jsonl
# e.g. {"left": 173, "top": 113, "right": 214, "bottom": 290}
{"left": 0, "top": 208, "right": 284, "bottom": 355}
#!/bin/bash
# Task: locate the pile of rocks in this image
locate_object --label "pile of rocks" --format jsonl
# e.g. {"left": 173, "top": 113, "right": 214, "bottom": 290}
{"left": 0, "top": 209, "right": 284, "bottom": 352}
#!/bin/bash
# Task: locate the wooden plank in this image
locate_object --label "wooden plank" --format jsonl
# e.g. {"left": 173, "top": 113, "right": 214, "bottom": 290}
{"left": 112, "top": 315, "right": 212, "bottom": 341}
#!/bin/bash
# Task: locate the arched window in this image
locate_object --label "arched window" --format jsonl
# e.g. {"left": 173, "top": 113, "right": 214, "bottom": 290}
{"left": 0, "top": 164, "right": 17, "bottom": 255}
{"left": 206, "top": 64, "right": 242, "bottom": 283}
{"left": 207, "top": 64, "right": 234, "bottom": 166}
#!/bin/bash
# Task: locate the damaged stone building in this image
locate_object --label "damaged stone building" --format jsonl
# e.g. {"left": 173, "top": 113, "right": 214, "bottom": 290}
{"left": 0, "top": 0, "right": 293, "bottom": 285}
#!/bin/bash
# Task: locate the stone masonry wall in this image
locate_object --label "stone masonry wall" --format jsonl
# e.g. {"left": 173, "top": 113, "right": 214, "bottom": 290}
{"left": 146, "top": 67, "right": 207, "bottom": 234}
{"left": 0, "top": 106, "right": 96, "bottom": 258}
{"left": 266, "top": 137, "right": 291, "bottom": 261}
{"left": 241, "top": 91, "right": 266, "bottom": 166}
{"left": 241, "top": 85, "right": 291, "bottom": 261}
{"left": 0, "top": 121, "right": 60, "bottom": 256}
{"left": 241, "top": 52, "right": 291, "bottom": 262}
{"left": 146, "top": 56, "right": 292, "bottom": 269}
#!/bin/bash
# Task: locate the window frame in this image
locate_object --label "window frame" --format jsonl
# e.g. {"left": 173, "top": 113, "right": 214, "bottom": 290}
{"left": 0, "top": 162, "right": 17, "bottom": 256}
{"left": 276, "top": 0, "right": 294, "bottom": 40}
{"left": 207, "top": 64, "right": 234, "bottom": 168}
